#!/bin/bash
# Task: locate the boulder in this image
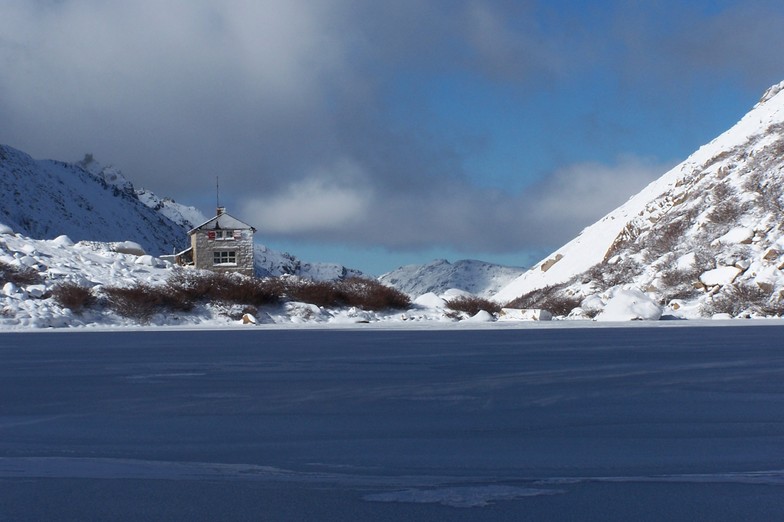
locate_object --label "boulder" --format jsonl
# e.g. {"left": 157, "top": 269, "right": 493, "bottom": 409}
{"left": 113, "top": 241, "right": 146, "bottom": 256}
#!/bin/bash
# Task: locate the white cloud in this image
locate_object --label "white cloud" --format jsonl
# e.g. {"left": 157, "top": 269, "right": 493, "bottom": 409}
{"left": 241, "top": 159, "right": 372, "bottom": 233}
{"left": 524, "top": 156, "right": 671, "bottom": 232}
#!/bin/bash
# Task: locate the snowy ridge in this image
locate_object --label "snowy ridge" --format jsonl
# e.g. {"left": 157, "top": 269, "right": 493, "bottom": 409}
{"left": 496, "top": 82, "right": 784, "bottom": 303}
{"left": 494, "top": 80, "right": 784, "bottom": 320}
{"left": 380, "top": 259, "right": 525, "bottom": 298}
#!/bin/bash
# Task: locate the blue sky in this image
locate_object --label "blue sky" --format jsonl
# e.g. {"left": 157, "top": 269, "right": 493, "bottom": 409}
{"left": 2, "top": 0, "right": 784, "bottom": 274}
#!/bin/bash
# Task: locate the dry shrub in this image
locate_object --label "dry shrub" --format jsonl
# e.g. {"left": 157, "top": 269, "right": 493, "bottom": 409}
{"left": 284, "top": 277, "right": 410, "bottom": 311}
{"left": 51, "top": 282, "right": 94, "bottom": 312}
{"left": 335, "top": 278, "right": 411, "bottom": 311}
{"left": 643, "top": 219, "right": 689, "bottom": 260}
{"left": 284, "top": 280, "right": 337, "bottom": 308}
{"left": 0, "top": 261, "right": 43, "bottom": 286}
{"left": 166, "top": 270, "right": 283, "bottom": 307}
{"left": 446, "top": 296, "right": 501, "bottom": 316}
{"left": 104, "top": 283, "right": 194, "bottom": 322}
{"left": 760, "top": 179, "right": 784, "bottom": 213}
{"left": 506, "top": 284, "right": 581, "bottom": 317}
{"left": 706, "top": 197, "right": 744, "bottom": 225}
{"left": 710, "top": 181, "right": 735, "bottom": 202}
{"left": 583, "top": 258, "right": 642, "bottom": 290}
{"left": 102, "top": 271, "right": 409, "bottom": 322}
{"left": 700, "top": 284, "right": 780, "bottom": 317}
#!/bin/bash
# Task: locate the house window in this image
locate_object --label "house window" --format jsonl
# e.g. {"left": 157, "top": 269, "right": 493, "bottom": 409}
{"left": 211, "top": 230, "right": 236, "bottom": 241}
{"left": 213, "top": 250, "right": 237, "bottom": 265}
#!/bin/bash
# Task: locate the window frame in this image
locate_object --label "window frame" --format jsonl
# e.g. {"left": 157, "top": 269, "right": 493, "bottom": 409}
{"left": 213, "top": 250, "right": 237, "bottom": 266}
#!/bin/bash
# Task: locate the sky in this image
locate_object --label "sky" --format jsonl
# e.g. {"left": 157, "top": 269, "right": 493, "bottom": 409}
{"left": 2, "top": 1, "right": 784, "bottom": 275}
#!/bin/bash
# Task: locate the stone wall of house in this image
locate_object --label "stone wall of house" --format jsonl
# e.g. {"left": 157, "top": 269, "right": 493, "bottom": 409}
{"left": 191, "top": 230, "right": 255, "bottom": 276}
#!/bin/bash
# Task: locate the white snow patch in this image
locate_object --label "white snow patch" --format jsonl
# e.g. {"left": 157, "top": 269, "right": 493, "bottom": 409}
{"left": 716, "top": 227, "right": 754, "bottom": 245}
{"left": 440, "top": 288, "right": 474, "bottom": 301}
{"left": 675, "top": 252, "right": 697, "bottom": 271}
{"left": 414, "top": 292, "right": 446, "bottom": 309}
{"left": 464, "top": 310, "right": 495, "bottom": 322}
{"left": 700, "top": 266, "right": 743, "bottom": 287}
{"left": 498, "top": 308, "right": 553, "bottom": 321}
{"left": 51, "top": 235, "right": 74, "bottom": 247}
{"left": 134, "top": 255, "right": 164, "bottom": 267}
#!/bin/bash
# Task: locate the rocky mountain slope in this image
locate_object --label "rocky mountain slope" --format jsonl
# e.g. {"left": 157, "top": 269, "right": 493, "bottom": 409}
{"left": 0, "top": 145, "right": 362, "bottom": 280}
{"left": 494, "top": 81, "right": 784, "bottom": 320}
{"left": 380, "top": 259, "right": 525, "bottom": 298}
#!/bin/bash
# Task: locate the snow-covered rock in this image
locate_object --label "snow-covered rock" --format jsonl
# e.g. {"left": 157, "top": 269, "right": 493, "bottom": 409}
{"left": 595, "top": 288, "right": 662, "bottom": 322}
{"left": 699, "top": 266, "right": 743, "bottom": 287}
{"left": 114, "top": 241, "right": 146, "bottom": 256}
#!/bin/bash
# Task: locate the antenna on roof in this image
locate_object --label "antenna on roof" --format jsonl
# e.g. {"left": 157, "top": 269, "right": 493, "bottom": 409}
{"left": 216, "top": 176, "right": 224, "bottom": 216}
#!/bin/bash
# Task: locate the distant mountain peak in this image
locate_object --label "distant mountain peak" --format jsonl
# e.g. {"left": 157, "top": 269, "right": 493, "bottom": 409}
{"left": 381, "top": 258, "right": 525, "bottom": 298}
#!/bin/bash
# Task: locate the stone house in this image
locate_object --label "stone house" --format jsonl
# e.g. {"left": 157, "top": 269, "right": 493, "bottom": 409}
{"left": 176, "top": 208, "right": 256, "bottom": 276}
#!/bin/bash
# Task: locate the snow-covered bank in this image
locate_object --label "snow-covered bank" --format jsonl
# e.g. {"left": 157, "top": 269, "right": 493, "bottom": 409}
{"left": 2, "top": 222, "right": 784, "bottom": 330}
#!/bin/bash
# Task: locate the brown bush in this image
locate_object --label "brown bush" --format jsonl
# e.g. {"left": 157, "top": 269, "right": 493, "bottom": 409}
{"left": 338, "top": 278, "right": 411, "bottom": 311}
{"left": 706, "top": 197, "right": 744, "bottom": 225}
{"left": 583, "top": 258, "right": 642, "bottom": 290}
{"left": 700, "top": 284, "right": 779, "bottom": 317}
{"left": 51, "top": 282, "right": 95, "bottom": 312}
{"left": 0, "top": 261, "right": 43, "bottom": 286}
{"left": 102, "top": 272, "right": 408, "bottom": 322}
{"left": 104, "top": 283, "right": 194, "bottom": 322}
{"left": 283, "top": 277, "right": 410, "bottom": 311}
{"left": 445, "top": 296, "right": 501, "bottom": 316}
{"left": 165, "top": 271, "right": 283, "bottom": 307}
{"left": 643, "top": 219, "right": 689, "bottom": 260}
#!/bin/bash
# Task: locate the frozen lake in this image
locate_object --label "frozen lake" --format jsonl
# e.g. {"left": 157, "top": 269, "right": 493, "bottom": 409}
{"left": 2, "top": 324, "right": 784, "bottom": 520}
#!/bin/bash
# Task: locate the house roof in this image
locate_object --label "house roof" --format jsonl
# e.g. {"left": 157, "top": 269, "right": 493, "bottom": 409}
{"left": 188, "top": 211, "right": 256, "bottom": 235}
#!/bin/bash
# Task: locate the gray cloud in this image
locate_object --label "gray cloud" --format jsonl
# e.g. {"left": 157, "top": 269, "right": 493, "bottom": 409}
{"left": 0, "top": 1, "right": 778, "bottom": 260}
{"left": 242, "top": 154, "right": 668, "bottom": 254}
{"left": 612, "top": 1, "right": 784, "bottom": 90}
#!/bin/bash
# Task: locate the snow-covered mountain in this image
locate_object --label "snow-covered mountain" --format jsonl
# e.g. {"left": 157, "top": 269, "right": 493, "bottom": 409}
{"left": 0, "top": 145, "right": 363, "bottom": 280}
{"left": 380, "top": 259, "right": 525, "bottom": 298}
{"left": 494, "top": 81, "right": 784, "bottom": 320}
{"left": 0, "top": 145, "right": 191, "bottom": 255}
